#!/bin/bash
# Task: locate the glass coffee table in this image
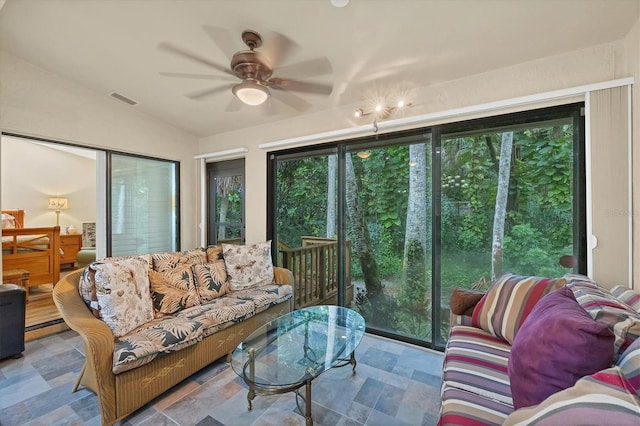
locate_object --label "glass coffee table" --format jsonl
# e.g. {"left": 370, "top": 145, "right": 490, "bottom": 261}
{"left": 230, "top": 305, "right": 366, "bottom": 425}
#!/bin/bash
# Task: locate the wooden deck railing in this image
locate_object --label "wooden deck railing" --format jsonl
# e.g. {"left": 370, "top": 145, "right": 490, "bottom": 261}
{"left": 278, "top": 237, "right": 351, "bottom": 309}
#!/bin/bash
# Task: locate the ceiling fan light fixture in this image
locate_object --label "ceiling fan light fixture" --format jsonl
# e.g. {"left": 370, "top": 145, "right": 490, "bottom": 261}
{"left": 233, "top": 79, "right": 269, "bottom": 106}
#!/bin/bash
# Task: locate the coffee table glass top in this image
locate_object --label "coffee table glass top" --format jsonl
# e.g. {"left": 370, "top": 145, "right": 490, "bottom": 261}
{"left": 231, "top": 305, "right": 366, "bottom": 388}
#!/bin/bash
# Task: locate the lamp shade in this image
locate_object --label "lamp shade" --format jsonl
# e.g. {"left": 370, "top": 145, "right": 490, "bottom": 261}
{"left": 232, "top": 79, "right": 269, "bottom": 106}
{"left": 48, "top": 197, "right": 68, "bottom": 210}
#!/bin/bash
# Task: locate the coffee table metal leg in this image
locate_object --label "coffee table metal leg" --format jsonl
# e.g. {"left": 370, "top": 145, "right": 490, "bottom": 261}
{"left": 247, "top": 385, "right": 255, "bottom": 411}
{"left": 248, "top": 348, "right": 255, "bottom": 410}
{"left": 305, "top": 381, "right": 312, "bottom": 426}
{"left": 350, "top": 351, "right": 357, "bottom": 375}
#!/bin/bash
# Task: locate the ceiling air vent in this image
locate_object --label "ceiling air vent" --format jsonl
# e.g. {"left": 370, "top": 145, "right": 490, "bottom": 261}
{"left": 108, "top": 91, "right": 140, "bottom": 106}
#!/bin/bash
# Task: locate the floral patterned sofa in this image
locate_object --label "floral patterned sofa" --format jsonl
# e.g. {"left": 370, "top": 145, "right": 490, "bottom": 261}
{"left": 439, "top": 273, "right": 640, "bottom": 425}
{"left": 53, "top": 242, "right": 294, "bottom": 426}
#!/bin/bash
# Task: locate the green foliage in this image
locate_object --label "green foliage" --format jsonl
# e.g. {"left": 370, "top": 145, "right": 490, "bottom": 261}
{"left": 275, "top": 121, "right": 577, "bottom": 345}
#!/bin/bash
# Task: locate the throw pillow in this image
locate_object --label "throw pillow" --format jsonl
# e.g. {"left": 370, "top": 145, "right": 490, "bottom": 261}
{"left": 151, "top": 251, "right": 185, "bottom": 272}
{"left": 615, "top": 335, "right": 640, "bottom": 395}
{"left": 450, "top": 288, "right": 485, "bottom": 316}
{"left": 568, "top": 277, "right": 640, "bottom": 357}
{"left": 504, "top": 367, "right": 640, "bottom": 425}
{"left": 222, "top": 241, "right": 274, "bottom": 291}
{"left": 611, "top": 285, "right": 640, "bottom": 312}
{"left": 78, "top": 254, "right": 152, "bottom": 318}
{"left": 471, "top": 273, "right": 566, "bottom": 344}
{"left": 192, "top": 260, "right": 230, "bottom": 303}
{"left": 179, "top": 247, "right": 207, "bottom": 265}
{"left": 508, "top": 287, "right": 615, "bottom": 409}
{"left": 149, "top": 265, "right": 200, "bottom": 314}
{"left": 1, "top": 213, "right": 15, "bottom": 229}
{"left": 92, "top": 257, "right": 154, "bottom": 337}
{"left": 206, "top": 245, "right": 223, "bottom": 262}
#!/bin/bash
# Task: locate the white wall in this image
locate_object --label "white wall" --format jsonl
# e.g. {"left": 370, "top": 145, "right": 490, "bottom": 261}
{"left": 199, "top": 39, "right": 631, "bottom": 245}
{"left": 1, "top": 137, "right": 95, "bottom": 231}
{"left": 624, "top": 17, "right": 640, "bottom": 286}
{"left": 0, "top": 51, "right": 200, "bottom": 250}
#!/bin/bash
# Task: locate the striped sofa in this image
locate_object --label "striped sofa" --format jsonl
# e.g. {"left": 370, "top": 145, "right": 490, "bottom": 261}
{"left": 439, "top": 273, "right": 640, "bottom": 425}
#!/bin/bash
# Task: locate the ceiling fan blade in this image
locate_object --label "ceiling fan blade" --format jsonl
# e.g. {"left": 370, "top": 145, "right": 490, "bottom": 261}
{"left": 185, "top": 84, "right": 232, "bottom": 100}
{"left": 260, "top": 96, "right": 281, "bottom": 116}
{"left": 269, "top": 78, "right": 333, "bottom": 96}
{"left": 269, "top": 88, "right": 312, "bottom": 112}
{"left": 225, "top": 96, "right": 244, "bottom": 112}
{"left": 262, "top": 30, "right": 300, "bottom": 68}
{"left": 274, "top": 57, "right": 332, "bottom": 79}
{"left": 158, "top": 42, "right": 233, "bottom": 76}
{"left": 159, "top": 71, "right": 236, "bottom": 82}
{"left": 202, "top": 25, "right": 238, "bottom": 60}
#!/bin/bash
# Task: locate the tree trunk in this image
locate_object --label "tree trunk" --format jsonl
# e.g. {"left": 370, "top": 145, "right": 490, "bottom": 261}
{"left": 326, "top": 154, "right": 337, "bottom": 238}
{"left": 403, "top": 143, "right": 428, "bottom": 266}
{"left": 345, "top": 153, "right": 384, "bottom": 299}
{"left": 218, "top": 195, "right": 228, "bottom": 240}
{"left": 491, "top": 132, "right": 514, "bottom": 280}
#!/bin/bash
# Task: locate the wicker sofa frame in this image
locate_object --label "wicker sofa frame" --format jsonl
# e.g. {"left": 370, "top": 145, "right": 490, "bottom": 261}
{"left": 53, "top": 267, "right": 294, "bottom": 425}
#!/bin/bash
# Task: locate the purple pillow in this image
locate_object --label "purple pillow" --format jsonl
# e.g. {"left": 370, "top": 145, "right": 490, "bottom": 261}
{"left": 508, "top": 286, "right": 615, "bottom": 409}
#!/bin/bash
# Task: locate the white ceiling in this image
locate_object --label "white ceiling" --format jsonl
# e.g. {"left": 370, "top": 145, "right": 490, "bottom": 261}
{"left": 1, "top": 0, "right": 638, "bottom": 138}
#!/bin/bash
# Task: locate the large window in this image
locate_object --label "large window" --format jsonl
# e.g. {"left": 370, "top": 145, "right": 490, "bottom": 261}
{"left": 269, "top": 103, "right": 585, "bottom": 349}
{"left": 109, "top": 153, "right": 179, "bottom": 256}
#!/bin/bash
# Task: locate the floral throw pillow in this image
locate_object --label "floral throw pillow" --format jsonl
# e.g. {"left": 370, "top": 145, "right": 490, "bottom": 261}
{"left": 193, "top": 260, "right": 230, "bottom": 303}
{"left": 149, "top": 265, "right": 201, "bottom": 314}
{"left": 222, "top": 241, "right": 274, "bottom": 291}
{"left": 92, "top": 257, "right": 154, "bottom": 337}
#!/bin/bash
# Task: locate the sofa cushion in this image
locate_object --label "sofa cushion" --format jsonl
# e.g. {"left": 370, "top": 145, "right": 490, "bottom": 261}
{"left": 508, "top": 287, "right": 615, "bottom": 409}
{"left": 439, "top": 385, "right": 513, "bottom": 426}
{"left": 503, "top": 367, "right": 640, "bottom": 425}
{"left": 231, "top": 284, "right": 293, "bottom": 314}
{"left": 442, "top": 326, "right": 513, "bottom": 405}
{"left": 92, "top": 257, "right": 155, "bottom": 337}
{"left": 176, "top": 297, "right": 255, "bottom": 337}
{"left": 567, "top": 275, "right": 640, "bottom": 358}
{"left": 611, "top": 285, "right": 640, "bottom": 312}
{"left": 113, "top": 316, "right": 203, "bottom": 374}
{"left": 149, "top": 265, "right": 201, "bottom": 314}
{"left": 222, "top": 241, "right": 274, "bottom": 290}
{"left": 192, "top": 260, "right": 230, "bottom": 303}
{"left": 471, "top": 274, "right": 566, "bottom": 344}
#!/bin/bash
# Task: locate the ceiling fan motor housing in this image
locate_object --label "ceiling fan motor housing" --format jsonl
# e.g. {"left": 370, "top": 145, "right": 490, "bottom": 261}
{"left": 230, "top": 50, "right": 273, "bottom": 82}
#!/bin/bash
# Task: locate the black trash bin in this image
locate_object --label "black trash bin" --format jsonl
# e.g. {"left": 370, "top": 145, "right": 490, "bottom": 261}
{"left": 0, "top": 284, "right": 26, "bottom": 359}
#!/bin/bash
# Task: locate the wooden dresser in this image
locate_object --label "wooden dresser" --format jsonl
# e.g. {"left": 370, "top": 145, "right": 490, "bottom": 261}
{"left": 60, "top": 234, "right": 82, "bottom": 269}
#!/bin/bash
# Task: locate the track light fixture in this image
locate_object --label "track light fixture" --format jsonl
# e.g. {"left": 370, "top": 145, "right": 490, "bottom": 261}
{"left": 353, "top": 100, "right": 411, "bottom": 119}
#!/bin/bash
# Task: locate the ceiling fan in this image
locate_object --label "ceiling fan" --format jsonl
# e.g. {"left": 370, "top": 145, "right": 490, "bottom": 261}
{"left": 158, "top": 28, "right": 333, "bottom": 111}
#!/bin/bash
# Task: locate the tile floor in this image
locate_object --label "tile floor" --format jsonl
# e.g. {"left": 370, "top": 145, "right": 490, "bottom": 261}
{"left": 0, "top": 330, "right": 443, "bottom": 425}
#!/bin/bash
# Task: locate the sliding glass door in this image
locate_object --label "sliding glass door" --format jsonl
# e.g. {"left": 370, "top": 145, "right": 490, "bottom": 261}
{"left": 269, "top": 103, "right": 584, "bottom": 349}
{"left": 272, "top": 150, "right": 340, "bottom": 309}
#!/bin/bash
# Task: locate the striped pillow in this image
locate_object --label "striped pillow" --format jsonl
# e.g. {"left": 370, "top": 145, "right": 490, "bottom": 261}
{"left": 568, "top": 278, "right": 640, "bottom": 357}
{"left": 471, "top": 274, "right": 566, "bottom": 344}
{"left": 616, "top": 336, "right": 640, "bottom": 395}
{"left": 612, "top": 285, "right": 640, "bottom": 312}
{"left": 503, "top": 367, "right": 640, "bottom": 425}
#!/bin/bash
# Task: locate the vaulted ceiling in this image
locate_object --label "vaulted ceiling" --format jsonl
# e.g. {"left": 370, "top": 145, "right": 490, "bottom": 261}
{"left": 1, "top": 0, "right": 638, "bottom": 137}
